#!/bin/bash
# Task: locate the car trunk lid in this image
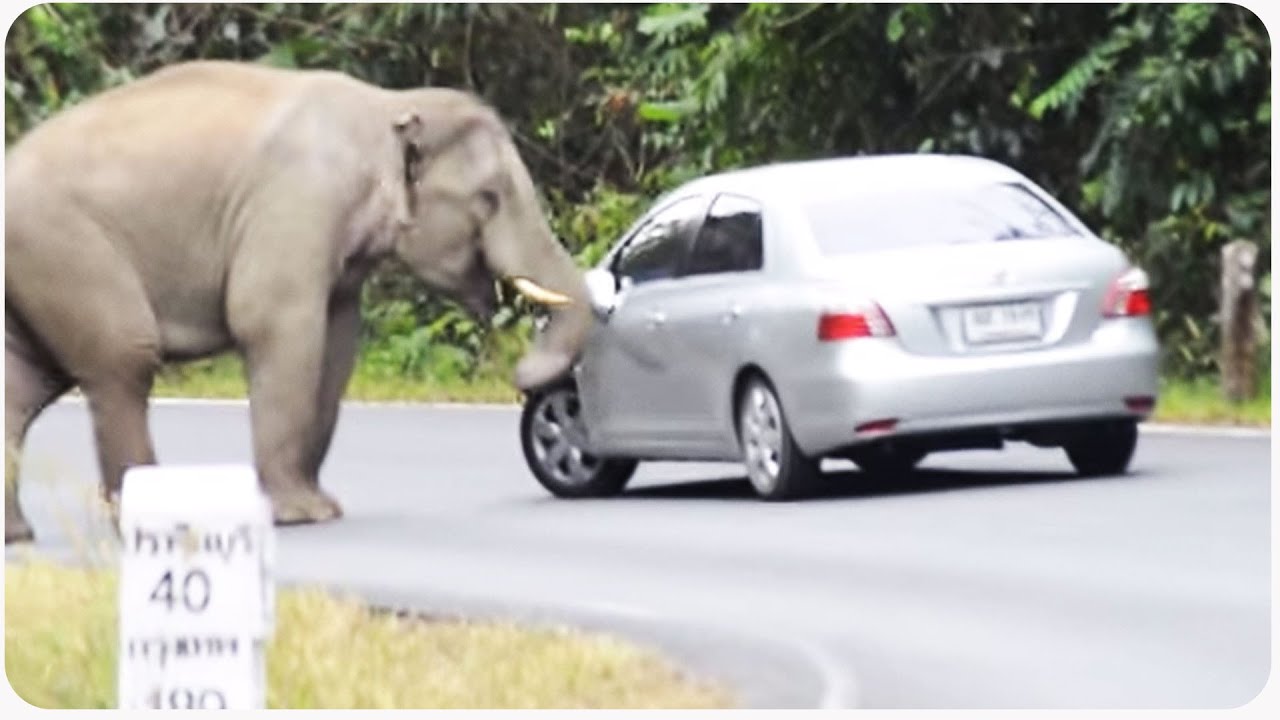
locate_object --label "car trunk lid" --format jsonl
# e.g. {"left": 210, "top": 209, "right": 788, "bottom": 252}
{"left": 808, "top": 237, "right": 1130, "bottom": 356}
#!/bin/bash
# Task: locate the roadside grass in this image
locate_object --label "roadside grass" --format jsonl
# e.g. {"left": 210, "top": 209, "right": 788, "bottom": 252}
{"left": 151, "top": 355, "right": 247, "bottom": 399}
{"left": 1154, "top": 376, "right": 1271, "bottom": 426}
{"left": 5, "top": 561, "right": 729, "bottom": 709}
{"left": 344, "top": 368, "right": 519, "bottom": 404}
{"left": 151, "top": 354, "right": 521, "bottom": 404}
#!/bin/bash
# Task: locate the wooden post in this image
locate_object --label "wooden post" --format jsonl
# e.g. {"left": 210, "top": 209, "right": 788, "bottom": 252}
{"left": 1220, "top": 239, "right": 1260, "bottom": 403}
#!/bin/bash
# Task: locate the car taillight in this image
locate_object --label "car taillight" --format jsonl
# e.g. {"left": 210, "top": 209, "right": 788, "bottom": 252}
{"left": 818, "top": 303, "right": 895, "bottom": 341}
{"left": 1102, "top": 267, "right": 1152, "bottom": 317}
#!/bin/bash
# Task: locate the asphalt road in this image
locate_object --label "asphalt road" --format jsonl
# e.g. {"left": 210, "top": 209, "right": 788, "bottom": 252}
{"left": 8, "top": 399, "right": 1272, "bottom": 709}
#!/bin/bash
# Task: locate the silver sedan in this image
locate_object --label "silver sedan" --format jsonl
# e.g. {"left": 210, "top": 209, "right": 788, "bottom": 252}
{"left": 520, "top": 155, "right": 1160, "bottom": 500}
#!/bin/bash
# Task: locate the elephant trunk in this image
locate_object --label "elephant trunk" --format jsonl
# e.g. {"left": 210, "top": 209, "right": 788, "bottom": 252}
{"left": 506, "top": 256, "right": 591, "bottom": 392}
{"left": 480, "top": 136, "right": 595, "bottom": 391}
{"left": 503, "top": 249, "right": 592, "bottom": 391}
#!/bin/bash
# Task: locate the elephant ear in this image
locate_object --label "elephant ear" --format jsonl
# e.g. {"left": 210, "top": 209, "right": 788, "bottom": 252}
{"left": 393, "top": 112, "right": 425, "bottom": 189}
{"left": 392, "top": 108, "right": 504, "bottom": 219}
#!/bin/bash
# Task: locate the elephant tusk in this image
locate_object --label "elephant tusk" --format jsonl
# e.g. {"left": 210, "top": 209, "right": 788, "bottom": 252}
{"left": 509, "top": 277, "right": 573, "bottom": 307}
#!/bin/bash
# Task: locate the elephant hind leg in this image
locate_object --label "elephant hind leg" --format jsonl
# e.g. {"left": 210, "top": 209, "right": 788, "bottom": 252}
{"left": 7, "top": 212, "right": 163, "bottom": 507}
{"left": 6, "top": 316, "right": 73, "bottom": 544}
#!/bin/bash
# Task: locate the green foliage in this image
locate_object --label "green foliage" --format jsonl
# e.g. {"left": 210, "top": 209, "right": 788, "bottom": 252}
{"left": 1026, "top": 3, "right": 1269, "bottom": 377}
{"left": 637, "top": 3, "right": 708, "bottom": 45}
{"left": 1027, "top": 30, "right": 1134, "bottom": 121}
{"left": 5, "top": 2, "right": 1270, "bottom": 387}
{"left": 548, "top": 184, "right": 651, "bottom": 267}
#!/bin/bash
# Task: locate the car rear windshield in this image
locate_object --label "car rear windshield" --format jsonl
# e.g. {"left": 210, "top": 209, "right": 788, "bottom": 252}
{"left": 804, "top": 182, "right": 1080, "bottom": 255}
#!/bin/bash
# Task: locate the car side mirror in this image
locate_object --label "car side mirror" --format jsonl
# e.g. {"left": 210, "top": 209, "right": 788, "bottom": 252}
{"left": 585, "top": 268, "right": 620, "bottom": 321}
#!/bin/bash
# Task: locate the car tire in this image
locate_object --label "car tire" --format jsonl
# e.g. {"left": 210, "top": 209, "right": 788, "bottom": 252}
{"left": 1064, "top": 420, "right": 1138, "bottom": 477}
{"left": 848, "top": 445, "right": 927, "bottom": 478}
{"left": 520, "top": 382, "right": 638, "bottom": 498}
{"left": 736, "top": 376, "right": 820, "bottom": 501}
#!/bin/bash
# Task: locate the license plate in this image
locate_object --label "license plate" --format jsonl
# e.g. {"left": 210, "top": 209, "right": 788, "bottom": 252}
{"left": 962, "top": 301, "right": 1043, "bottom": 344}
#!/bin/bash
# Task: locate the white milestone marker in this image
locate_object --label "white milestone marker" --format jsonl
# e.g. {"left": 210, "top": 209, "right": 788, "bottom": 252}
{"left": 117, "top": 464, "right": 275, "bottom": 710}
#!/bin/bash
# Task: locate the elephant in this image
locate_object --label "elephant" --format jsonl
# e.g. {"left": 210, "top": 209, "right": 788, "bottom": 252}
{"left": 4, "top": 60, "right": 592, "bottom": 544}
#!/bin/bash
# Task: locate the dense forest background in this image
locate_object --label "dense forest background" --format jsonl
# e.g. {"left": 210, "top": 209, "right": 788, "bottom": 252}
{"left": 5, "top": 3, "right": 1271, "bottom": 386}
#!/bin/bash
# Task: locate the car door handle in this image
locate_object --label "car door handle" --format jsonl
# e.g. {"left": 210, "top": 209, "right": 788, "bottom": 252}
{"left": 646, "top": 311, "right": 667, "bottom": 329}
{"left": 721, "top": 304, "right": 743, "bottom": 325}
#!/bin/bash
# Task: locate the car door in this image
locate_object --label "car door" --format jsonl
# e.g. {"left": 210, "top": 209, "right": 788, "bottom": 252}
{"left": 577, "top": 195, "right": 708, "bottom": 452}
{"left": 661, "top": 193, "right": 767, "bottom": 453}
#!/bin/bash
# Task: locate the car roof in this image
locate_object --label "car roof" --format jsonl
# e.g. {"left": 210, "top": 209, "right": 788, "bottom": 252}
{"left": 671, "top": 154, "right": 1028, "bottom": 205}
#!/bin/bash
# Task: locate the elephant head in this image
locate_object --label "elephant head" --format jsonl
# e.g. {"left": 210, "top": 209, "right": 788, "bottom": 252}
{"left": 386, "top": 89, "right": 591, "bottom": 390}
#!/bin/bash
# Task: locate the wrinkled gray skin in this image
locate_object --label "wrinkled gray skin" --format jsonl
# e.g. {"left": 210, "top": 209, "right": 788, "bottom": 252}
{"left": 4, "top": 61, "right": 591, "bottom": 543}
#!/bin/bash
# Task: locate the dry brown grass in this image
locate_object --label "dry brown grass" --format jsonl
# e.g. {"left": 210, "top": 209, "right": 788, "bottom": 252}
{"left": 5, "top": 561, "right": 729, "bottom": 709}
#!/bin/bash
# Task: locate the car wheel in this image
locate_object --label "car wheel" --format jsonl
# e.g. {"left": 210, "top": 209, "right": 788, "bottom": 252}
{"left": 1064, "top": 420, "right": 1138, "bottom": 477}
{"left": 848, "top": 444, "right": 927, "bottom": 478}
{"left": 736, "top": 376, "right": 820, "bottom": 501}
{"left": 521, "top": 382, "right": 637, "bottom": 498}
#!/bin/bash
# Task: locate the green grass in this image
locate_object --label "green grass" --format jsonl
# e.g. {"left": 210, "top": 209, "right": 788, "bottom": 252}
{"left": 5, "top": 561, "right": 729, "bottom": 709}
{"left": 345, "top": 367, "right": 520, "bottom": 404}
{"left": 151, "top": 354, "right": 521, "bottom": 404}
{"left": 151, "top": 354, "right": 1271, "bottom": 426}
{"left": 151, "top": 356, "right": 249, "bottom": 399}
{"left": 1153, "top": 376, "right": 1271, "bottom": 426}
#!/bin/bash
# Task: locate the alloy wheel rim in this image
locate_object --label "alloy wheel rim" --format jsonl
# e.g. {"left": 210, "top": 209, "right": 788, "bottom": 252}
{"left": 741, "top": 385, "right": 784, "bottom": 494}
{"left": 530, "top": 388, "right": 602, "bottom": 486}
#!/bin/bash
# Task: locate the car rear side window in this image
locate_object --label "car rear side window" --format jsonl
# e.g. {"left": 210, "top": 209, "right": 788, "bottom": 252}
{"left": 612, "top": 196, "right": 705, "bottom": 284}
{"left": 686, "top": 194, "right": 764, "bottom": 275}
{"left": 805, "top": 182, "right": 1080, "bottom": 255}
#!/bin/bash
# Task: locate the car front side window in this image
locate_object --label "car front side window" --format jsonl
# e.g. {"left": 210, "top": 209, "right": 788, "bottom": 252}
{"left": 611, "top": 196, "right": 705, "bottom": 286}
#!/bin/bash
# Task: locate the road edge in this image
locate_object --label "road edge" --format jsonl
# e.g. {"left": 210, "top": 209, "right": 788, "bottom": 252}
{"left": 1139, "top": 422, "right": 1271, "bottom": 438}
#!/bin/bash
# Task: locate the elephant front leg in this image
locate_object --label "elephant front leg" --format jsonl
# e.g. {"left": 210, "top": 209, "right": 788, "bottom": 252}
{"left": 241, "top": 306, "right": 343, "bottom": 526}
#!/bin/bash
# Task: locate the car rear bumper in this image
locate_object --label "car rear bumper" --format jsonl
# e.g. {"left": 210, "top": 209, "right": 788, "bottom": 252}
{"left": 779, "top": 319, "right": 1160, "bottom": 457}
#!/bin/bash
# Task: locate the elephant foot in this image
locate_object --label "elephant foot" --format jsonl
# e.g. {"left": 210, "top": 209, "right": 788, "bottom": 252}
{"left": 266, "top": 485, "right": 344, "bottom": 526}
{"left": 5, "top": 514, "right": 34, "bottom": 545}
